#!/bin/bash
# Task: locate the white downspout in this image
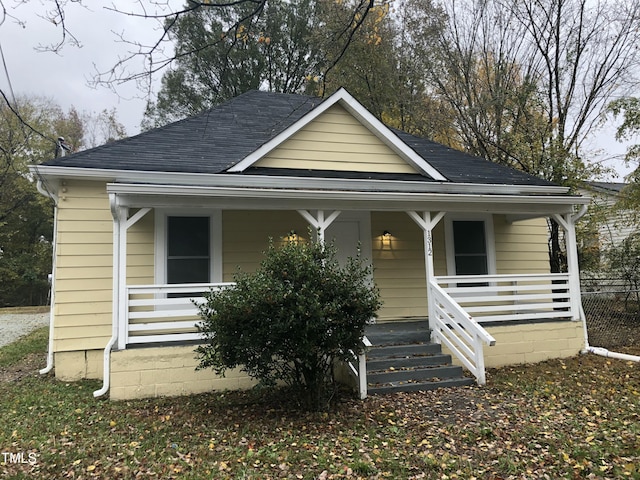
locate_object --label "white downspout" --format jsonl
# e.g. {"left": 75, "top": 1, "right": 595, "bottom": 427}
{"left": 93, "top": 194, "right": 122, "bottom": 398}
{"left": 36, "top": 178, "right": 58, "bottom": 375}
{"left": 586, "top": 346, "right": 640, "bottom": 362}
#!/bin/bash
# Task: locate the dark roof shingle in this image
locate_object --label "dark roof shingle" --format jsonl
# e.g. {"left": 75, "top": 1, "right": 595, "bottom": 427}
{"left": 43, "top": 90, "right": 321, "bottom": 174}
{"left": 41, "top": 90, "right": 556, "bottom": 187}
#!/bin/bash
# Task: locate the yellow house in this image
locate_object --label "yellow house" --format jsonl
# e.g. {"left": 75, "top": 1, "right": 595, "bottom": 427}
{"left": 31, "top": 89, "right": 589, "bottom": 400}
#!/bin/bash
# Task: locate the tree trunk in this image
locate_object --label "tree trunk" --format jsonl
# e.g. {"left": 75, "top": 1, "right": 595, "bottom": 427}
{"left": 548, "top": 218, "right": 567, "bottom": 274}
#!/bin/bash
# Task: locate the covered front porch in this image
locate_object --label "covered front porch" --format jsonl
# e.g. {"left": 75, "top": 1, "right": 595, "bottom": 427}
{"left": 102, "top": 179, "right": 589, "bottom": 397}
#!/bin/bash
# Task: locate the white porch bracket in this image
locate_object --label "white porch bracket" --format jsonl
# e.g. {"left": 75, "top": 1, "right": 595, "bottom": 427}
{"left": 117, "top": 207, "right": 152, "bottom": 350}
{"left": 126, "top": 207, "right": 152, "bottom": 230}
{"left": 297, "top": 210, "right": 342, "bottom": 243}
{"left": 552, "top": 205, "right": 587, "bottom": 321}
{"left": 407, "top": 211, "right": 446, "bottom": 333}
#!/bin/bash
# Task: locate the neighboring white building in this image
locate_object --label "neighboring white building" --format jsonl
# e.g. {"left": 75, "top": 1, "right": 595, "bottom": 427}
{"left": 582, "top": 182, "right": 634, "bottom": 249}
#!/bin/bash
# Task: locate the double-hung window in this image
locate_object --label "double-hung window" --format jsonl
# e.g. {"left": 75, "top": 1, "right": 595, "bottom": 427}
{"left": 451, "top": 220, "right": 489, "bottom": 276}
{"left": 445, "top": 216, "right": 496, "bottom": 282}
{"left": 156, "top": 211, "right": 222, "bottom": 286}
{"left": 167, "top": 216, "right": 210, "bottom": 284}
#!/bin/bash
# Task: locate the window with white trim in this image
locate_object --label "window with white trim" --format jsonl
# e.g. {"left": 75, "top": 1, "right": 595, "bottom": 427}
{"left": 155, "top": 210, "right": 222, "bottom": 286}
{"left": 445, "top": 215, "right": 496, "bottom": 278}
{"left": 452, "top": 220, "right": 488, "bottom": 276}
{"left": 167, "top": 216, "right": 210, "bottom": 284}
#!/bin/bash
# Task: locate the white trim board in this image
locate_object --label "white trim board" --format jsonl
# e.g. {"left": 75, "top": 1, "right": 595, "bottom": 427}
{"left": 154, "top": 209, "right": 223, "bottom": 285}
{"left": 32, "top": 164, "right": 573, "bottom": 196}
{"left": 444, "top": 214, "right": 497, "bottom": 277}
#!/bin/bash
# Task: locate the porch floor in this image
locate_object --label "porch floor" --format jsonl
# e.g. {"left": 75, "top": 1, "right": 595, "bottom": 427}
{"left": 365, "top": 320, "right": 430, "bottom": 345}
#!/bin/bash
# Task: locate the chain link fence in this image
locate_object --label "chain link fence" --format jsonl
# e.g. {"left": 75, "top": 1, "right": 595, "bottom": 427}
{"left": 581, "top": 278, "right": 640, "bottom": 349}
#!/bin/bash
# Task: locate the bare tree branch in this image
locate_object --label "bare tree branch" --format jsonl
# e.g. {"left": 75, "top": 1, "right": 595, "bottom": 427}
{"left": 91, "top": 1, "right": 269, "bottom": 90}
{"left": 30, "top": 0, "right": 84, "bottom": 52}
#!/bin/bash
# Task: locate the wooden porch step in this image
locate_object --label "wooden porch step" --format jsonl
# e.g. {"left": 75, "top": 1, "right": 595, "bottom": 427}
{"left": 366, "top": 342, "right": 442, "bottom": 359}
{"left": 365, "top": 321, "right": 474, "bottom": 395}
{"left": 368, "top": 364, "right": 466, "bottom": 384}
{"left": 367, "top": 350, "right": 453, "bottom": 371}
{"left": 368, "top": 377, "right": 475, "bottom": 395}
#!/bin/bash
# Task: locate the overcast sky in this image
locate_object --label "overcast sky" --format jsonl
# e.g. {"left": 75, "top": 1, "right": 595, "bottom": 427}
{"left": 0, "top": 1, "right": 635, "bottom": 180}
{"left": 0, "top": 1, "right": 176, "bottom": 135}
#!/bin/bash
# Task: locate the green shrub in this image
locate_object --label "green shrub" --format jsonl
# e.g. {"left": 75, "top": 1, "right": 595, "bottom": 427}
{"left": 195, "top": 237, "right": 381, "bottom": 410}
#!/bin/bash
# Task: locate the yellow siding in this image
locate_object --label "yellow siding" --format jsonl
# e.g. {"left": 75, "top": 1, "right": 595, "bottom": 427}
{"left": 222, "top": 210, "right": 309, "bottom": 279}
{"left": 54, "top": 180, "right": 113, "bottom": 354}
{"left": 127, "top": 209, "right": 155, "bottom": 285}
{"left": 371, "top": 212, "right": 431, "bottom": 320}
{"left": 494, "top": 216, "right": 550, "bottom": 274}
{"left": 53, "top": 182, "right": 155, "bottom": 365}
{"left": 254, "top": 104, "right": 419, "bottom": 173}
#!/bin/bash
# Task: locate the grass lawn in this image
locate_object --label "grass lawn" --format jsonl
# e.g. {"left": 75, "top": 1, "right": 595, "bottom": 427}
{"left": 1, "top": 328, "right": 639, "bottom": 479}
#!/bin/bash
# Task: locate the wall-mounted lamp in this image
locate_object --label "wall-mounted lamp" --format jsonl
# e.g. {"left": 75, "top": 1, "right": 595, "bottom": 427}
{"left": 382, "top": 230, "right": 392, "bottom": 248}
{"left": 286, "top": 230, "right": 299, "bottom": 243}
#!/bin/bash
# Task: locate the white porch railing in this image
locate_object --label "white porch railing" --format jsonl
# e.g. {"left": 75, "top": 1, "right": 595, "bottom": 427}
{"left": 435, "top": 273, "right": 574, "bottom": 323}
{"left": 429, "top": 280, "right": 496, "bottom": 385}
{"left": 346, "top": 336, "right": 372, "bottom": 399}
{"left": 122, "top": 282, "right": 234, "bottom": 347}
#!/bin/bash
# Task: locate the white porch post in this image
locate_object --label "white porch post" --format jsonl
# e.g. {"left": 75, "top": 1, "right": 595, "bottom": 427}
{"left": 113, "top": 206, "right": 152, "bottom": 350}
{"left": 553, "top": 206, "right": 587, "bottom": 321}
{"left": 113, "top": 203, "right": 128, "bottom": 350}
{"left": 297, "top": 210, "right": 342, "bottom": 243}
{"left": 407, "top": 211, "right": 446, "bottom": 332}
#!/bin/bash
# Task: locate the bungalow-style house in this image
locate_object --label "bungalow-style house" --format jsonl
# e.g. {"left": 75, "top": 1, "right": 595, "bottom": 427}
{"left": 31, "top": 88, "right": 590, "bottom": 400}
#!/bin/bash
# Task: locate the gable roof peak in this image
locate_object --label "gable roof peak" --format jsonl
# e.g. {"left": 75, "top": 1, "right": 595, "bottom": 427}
{"left": 227, "top": 88, "right": 448, "bottom": 181}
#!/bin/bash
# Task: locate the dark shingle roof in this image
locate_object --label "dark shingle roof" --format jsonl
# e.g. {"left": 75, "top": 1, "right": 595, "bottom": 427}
{"left": 42, "top": 90, "right": 321, "bottom": 174}
{"left": 41, "top": 90, "right": 556, "bottom": 187}
{"left": 585, "top": 182, "right": 628, "bottom": 194}
{"left": 392, "top": 130, "right": 555, "bottom": 186}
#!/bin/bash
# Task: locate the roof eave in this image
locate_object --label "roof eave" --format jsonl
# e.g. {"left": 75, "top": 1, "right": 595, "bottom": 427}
{"left": 107, "top": 182, "right": 588, "bottom": 216}
{"left": 31, "top": 164, "right": 572, "bottom": 197}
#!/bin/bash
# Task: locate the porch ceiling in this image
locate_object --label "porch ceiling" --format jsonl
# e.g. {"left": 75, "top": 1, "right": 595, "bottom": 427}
{"left": 107, "top": 182, "right": 588, "bottom": 216}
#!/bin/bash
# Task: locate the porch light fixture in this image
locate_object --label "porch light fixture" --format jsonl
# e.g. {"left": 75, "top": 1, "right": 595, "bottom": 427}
{"left": 286, "top": 230, "right": 299, "bottom": 243}
{"left": 382, "top": 230, "right": 392, "bottom": 248}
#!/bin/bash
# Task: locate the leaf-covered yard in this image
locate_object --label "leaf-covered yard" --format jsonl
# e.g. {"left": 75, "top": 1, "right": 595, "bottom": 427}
{"left": 1, "top": 327, "right": 639, "bottom": 479}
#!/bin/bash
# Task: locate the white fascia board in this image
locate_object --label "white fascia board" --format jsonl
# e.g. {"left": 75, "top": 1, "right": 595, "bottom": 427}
{"left": 226, "top": 88, "right": 448, "bottom": 181}
{"left": 107, "top": 183, "right": 589, "bottom": 213}
{"left": 32, "top": 164, "right": 572, "bottom": 197}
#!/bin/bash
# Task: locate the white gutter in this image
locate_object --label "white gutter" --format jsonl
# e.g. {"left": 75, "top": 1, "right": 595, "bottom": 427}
{"left": 35, "top": 179, "right": 58, "bottom": 375}
{"left": 106, "top": 183, "right": 589, "bottom": 211}
{"left": 30, "top": 164, "right": 571, "bottom": 196}
{"left": 93, "top": 193, "right": 121, "bottom": 398}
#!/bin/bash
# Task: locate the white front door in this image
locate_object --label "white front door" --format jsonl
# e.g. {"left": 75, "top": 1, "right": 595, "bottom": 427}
{"left": 324, "top": 211, "right": 373, "bottom": 269}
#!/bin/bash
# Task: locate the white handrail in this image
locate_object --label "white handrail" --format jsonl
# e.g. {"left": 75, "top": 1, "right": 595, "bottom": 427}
{"left": 429, "top": 280, "right": 495, "bottom": 385}
{"left": 346, "top": 335, "right": 371, "bottom": 400}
